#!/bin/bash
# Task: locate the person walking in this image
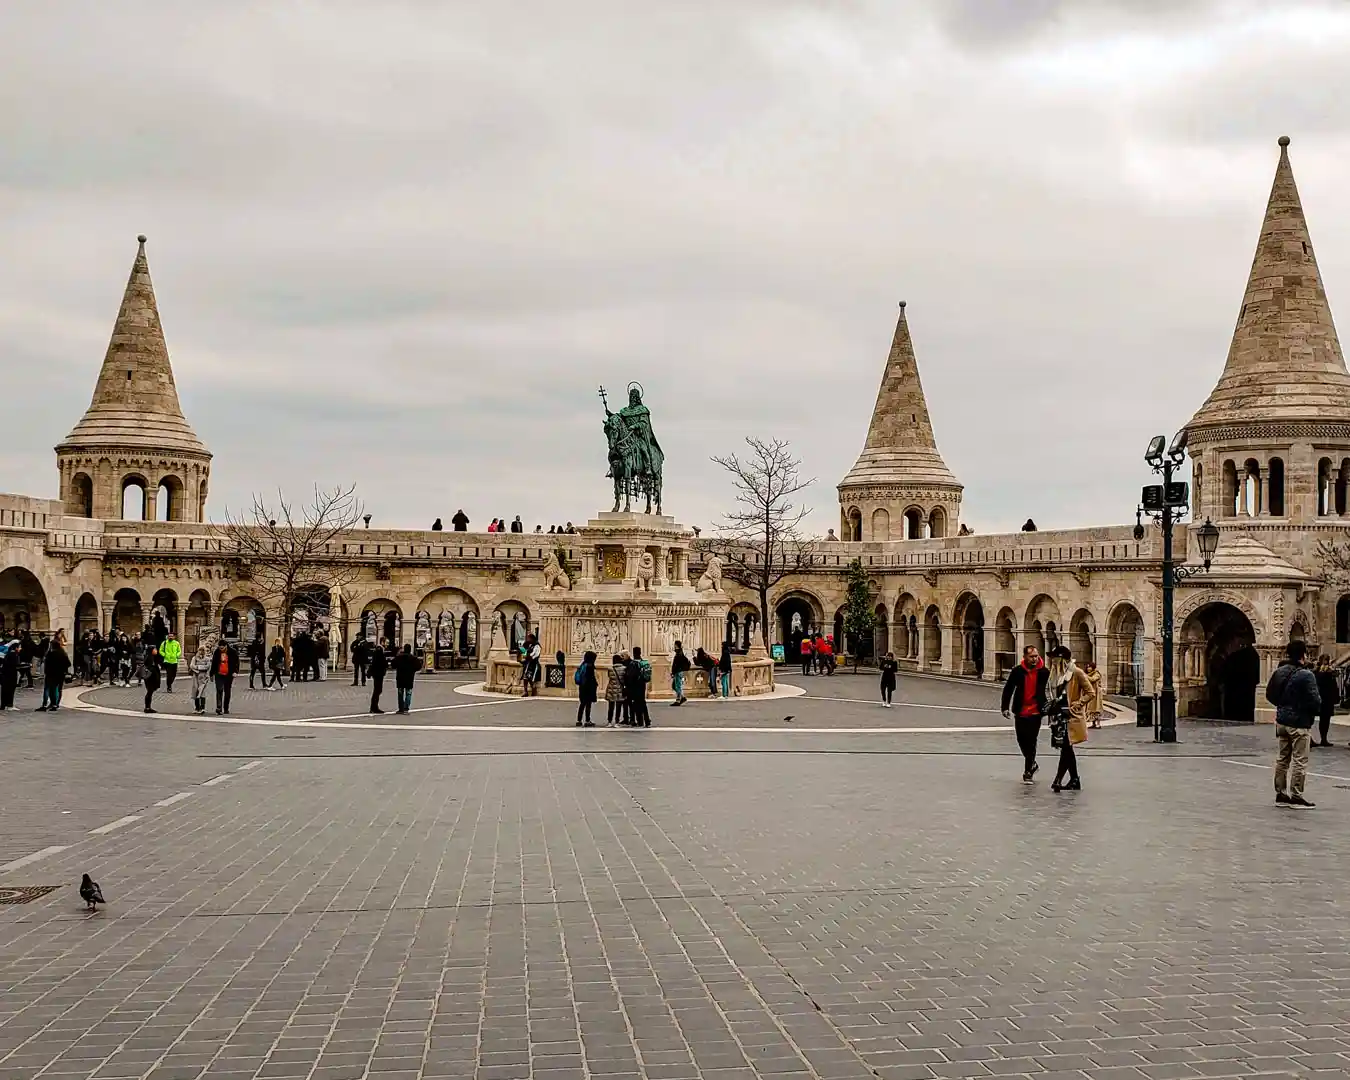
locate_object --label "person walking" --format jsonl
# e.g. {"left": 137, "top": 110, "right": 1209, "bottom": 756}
{"left": 161, "top": 631, "right": 181, "bottom": 693}
{"left": 521, "top": 634, "right": 542, "bottom": 697}
{"left": 1001, "top": 644, "right": 1049, "bottom": 784}
{"left": 1045, "top": 646, "right": 1093, "bottom": 792}
{"left": 879, "top": 651, "right": 898, "bottom": 708}
{"left": 1267, "top": 640, "right": 1320, "bottom": 807}
{"left": 718, "top": 641, "right": 733, "bottom": 700}
{"left": 1314, "top": 654, "right": 1337, "bottom": 747}
{"left": 670, "top": 641, "right": 691, "bottom": 705}
{"left": 392, "top": 643, "right": 423, "bottom": 714}
{"left": 368, "top": 637, "right": 389, "bottom": 714}
{"left": 0, "top": 640, "right": 18, "bottom": 710}
{"left": 142, "top": 643, "right": 162, "bottom": 713}
{"left": 267, "top": 638, "right": 286, "bottom": 689}
{"left": 1084, "top": 658, "right": 1105, "bottom": 727}
{"left": 212, "top": 640, "right": 238, "bottom": 715}
{"left": 38, "top": 630, "right": 71, "bottom": 712}
{"left": 605, "top": 653, "right": 626, "bottom": 725}
{"left": 626, "top": 645, "right": 652, "bottom": 727}
{"left": 247, "top": 635, "right": 265, "bottom": 689}
{"left": 575, "top": 650, "right": 598, "bottom": 726}
{"left": 799, "top": 635, "right": 814, "bottom": 677}
{"left": 350, "top": 637, "right": 367, "bottom": 686}
{"left": 189, "top": 643, "right": 211, "bottom": 714}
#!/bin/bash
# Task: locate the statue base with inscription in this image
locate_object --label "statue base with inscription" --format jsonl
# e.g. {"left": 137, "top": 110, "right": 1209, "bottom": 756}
{"left": 485, "top": 512, "right": 774, "bottom": 698}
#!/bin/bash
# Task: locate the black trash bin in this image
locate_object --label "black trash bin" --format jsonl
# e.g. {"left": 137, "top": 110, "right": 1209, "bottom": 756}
{"left": 1136, "top": 694, "right": 1154, "bottom": 727}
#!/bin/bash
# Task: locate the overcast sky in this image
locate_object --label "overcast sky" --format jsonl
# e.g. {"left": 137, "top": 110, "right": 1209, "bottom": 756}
{"left": 4, "top": 0, "right": 1350, "bottom": 536}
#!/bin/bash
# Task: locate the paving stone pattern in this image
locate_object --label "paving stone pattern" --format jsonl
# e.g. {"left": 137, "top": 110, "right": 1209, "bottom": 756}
{"left": 3, "top": 688, "right": 1350, "bottom": 1079}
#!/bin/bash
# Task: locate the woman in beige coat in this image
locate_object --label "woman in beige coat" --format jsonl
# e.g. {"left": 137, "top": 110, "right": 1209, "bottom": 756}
{"left": 1084, "top": 659, "right": 1105, "bottom": 727}
{"left": 1047, "top": 645, "right": 1093, "bottom": 792}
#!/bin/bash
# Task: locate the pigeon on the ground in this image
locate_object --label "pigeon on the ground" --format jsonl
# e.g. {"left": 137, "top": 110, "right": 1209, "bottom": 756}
{"left": 80, "top": 874, "right": 105, "bottom": 912}
{"left": 783, "top": 715, "right": 794, "bottom": 722}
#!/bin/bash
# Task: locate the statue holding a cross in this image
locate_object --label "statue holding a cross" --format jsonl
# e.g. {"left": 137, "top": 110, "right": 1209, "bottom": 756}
{"left": 599, "top": 382, "right": 664, "bottom": 515}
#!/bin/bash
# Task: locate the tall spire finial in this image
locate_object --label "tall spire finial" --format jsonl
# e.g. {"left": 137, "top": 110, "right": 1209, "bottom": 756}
{"left": 1188, "top": 135, "right": 1350, "bottom": 429}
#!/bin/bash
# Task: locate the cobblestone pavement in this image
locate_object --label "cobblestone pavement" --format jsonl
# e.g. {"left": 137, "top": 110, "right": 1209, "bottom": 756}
{"left": 3, "top": 680, "right": 1350, "bottom": 1079}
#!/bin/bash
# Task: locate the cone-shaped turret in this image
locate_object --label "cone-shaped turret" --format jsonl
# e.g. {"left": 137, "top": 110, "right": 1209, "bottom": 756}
{"left": 839, "top": 302, "right": 960, "bottom": 490}
{"left": 1188, "top": 136, "right": 1350, "bottom": 429}
{"left": 57, "top": 236, "right": 209, "bottom": 456}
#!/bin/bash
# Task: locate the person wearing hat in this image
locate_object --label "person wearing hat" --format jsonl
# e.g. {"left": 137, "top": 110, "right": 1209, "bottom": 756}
{"left": 1044, "top": 644, "right": 1094, "bottom": 792}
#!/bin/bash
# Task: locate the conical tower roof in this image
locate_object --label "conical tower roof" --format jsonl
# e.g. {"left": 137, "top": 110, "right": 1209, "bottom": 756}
{"left": 839, "top": 302, "right": 960, "bottom": 491}
{"left": 57, "top": 236, "right": 209, "bottom": 457}
{"left": 1188, "top": 136, "right": 1350, "bottom": 430}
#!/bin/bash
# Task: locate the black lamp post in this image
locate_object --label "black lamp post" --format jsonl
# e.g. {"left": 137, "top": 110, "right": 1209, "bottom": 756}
{"left": 1137, "top": 432, "right": 1220, "bottom": 743}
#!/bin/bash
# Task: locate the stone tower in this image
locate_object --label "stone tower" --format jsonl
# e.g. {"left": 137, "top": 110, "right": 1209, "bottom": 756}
{"left": 55, "top": 236, "right": 212, "bottom": 521}
{"left": 1186, "top": 137, "right": 1350, "bottom": 533}
{"left": 838, "top": 302, "right": 962, "bottom": 541}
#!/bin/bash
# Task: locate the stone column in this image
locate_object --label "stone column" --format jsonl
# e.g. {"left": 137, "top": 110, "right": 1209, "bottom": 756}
{"left": 655, "top": 546, "right": 669, "bottom": 586}
{"left": 101, "top": 601, "right": 115, "bottom": 636}
{"left": 174, "top": 606, "right": 186, "bottom": 646}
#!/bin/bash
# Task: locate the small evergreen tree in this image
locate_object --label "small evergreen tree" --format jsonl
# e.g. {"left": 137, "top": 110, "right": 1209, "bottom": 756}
{"left": 842, "top": 558, "right": 876, "bottom": 672}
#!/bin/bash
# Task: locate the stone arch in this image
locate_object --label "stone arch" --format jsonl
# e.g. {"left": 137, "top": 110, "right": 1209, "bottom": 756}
{"left": 1106, "top": 601, "right": 1145, "bottom": 696}
{"left": 148, "top": 588, "right": 177, "bottom": 645}
{"left": 157, "top": 475, "right": 185, "bottom": 523}
{"left": 870, "top": 507, "right": 890, "bottom": 542}
{"left": 0, "top": 565, "right": 52, "bottom": 635}
{"left": 1319, "top": 457, "right": 1334, "bottom": 516}
{"left": 894, "top": 592, "right": 919, "bottom": 659}
{"left": 928, "top": 506, "right": 947, "bottom": 539}
{"left": 360, "top": 597, "right": 403, "bottom": 646}
{"left": 185, "top": 588, "right": 213, "bottom": 650}
{"left": 774, "top": 589, "right": 824, "bottom": 654}
{"left": 1289, "top": 608, "right": 1310, "bottom": 645}
{"left": 112, "top": 587, "right": 143, "bottom": 636}
{"left": 1337, "top": 595, "right": 1350, "bottom": 644}
{"left": 493, "top": 598, "right": 533, "bottom": 655}
{"left": 1178, "top": 600, "right": 1258, "bottom": 719}
{"left": 120, "top": 474, "right": 149, "bottom": 520}
{"left": 994, "top": 605, "right": 1017, "bottom": 679}
{"left": 726, "top": 601, "right": 759, "bottom": 652}
{"left": 221, "top": 594, "right": 265, "bottom": 644}
{"left": 1268, "top": 457, "right": 1285, "bottom": 517}
{"left": 419, "top": 587, "right": 481, "bottom": 665}
{"left": 922, "top": 603, "right": 942, "bottom": 669}
{"left": 1068, "top": 608, "right": 1096, "bottom": 665}
{"left": 197, "top": 479, "right": 209, "bottom": 521}
{"left": 74, "top": 592, "right": 99, "bottom": 639}
{"left": 69, "top": 472, "right": 94, "bottom": 518}
{"left": 953, "top": 591, "right": 985, "bottom": 676}
{"left": 873, "top": 602, "right": 889, "bottom": 660}
{"left": 1222, "top": 459, "right": 1238, "bottom": 518}
{"left": 1024, "top": 593, "right": 1061, "bottom": 655}
{"left": 903, "top": 506, "right": 925, "bottom": 540}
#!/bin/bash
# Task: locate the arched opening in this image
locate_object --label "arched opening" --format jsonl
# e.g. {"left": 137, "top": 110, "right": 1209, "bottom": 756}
{"left": 185, "top": 589, "right": 212, "bottom": 650}
{"left": 870, "top": 508, "right": 890, "bottom": 542}
{"left": 69, "top": 473, "right": 94, "bottom": 518}
{"left": 420, "top": 588, "right": 481, "bottom": 668}
{"left": 222, "top": 596, "right": 265, "bottom": 646}
{"left": 726, "top": 612, "right": 738, "bottom": 650}
{"left": 121, "top": 476, "right": 148, "bottom": 521}
{"left": 907, "top": 614, "right": 918, "bottom": 659}
{"left": 1319, "top": 457, "right": 1333, "bottom": 516}
{"left": 0, "top": 567, "right": 52, "bottom": 636}
{"left": 903, "top": 507, "right": 924, "bottom": 540}
{"left": 1242, "top": 459, "right": 1261, "bottom": 517}
{"left": 197, "top": 479, "right": 209, "bottom": 522}
{"left": 1024, "top": 595, "right": 1060, "bottom": 658}
{"left": 1338, "top": 595, "right": 1350, "bottom": 644}
{"left": 1068, "top": 608, "right": 1095, "bottom": 665}
{"left": 994, "top": 607, "right": 1017, "bottom": 680}
{"left": 775, "top": 593, "right": 820, "bottom": 664}
{"left": 360, "top": 599, "right": 402, "bottom": 647}
{"left": 954, "top": 593, "right": 985, "bottom": 677}
{"left": 1221, "top": 460, "right": 1238, "bottom": 518}
{"left": 873, "top": 603, "right": 888, "bottom": 660}
{"left": 928, "top": 506, "right": 947, "bottom": 539}
{"left": 112, "top": 587, "right": 142, "bottom": 636}
{"left": 1192, "top": 461, "right": 1203, "bottom": 517}
{"left": 922, "top": 604, "right": 942, "bottom": 669}
{"left": 494, "top": 599, "right": 531, "bottom": 658}
{"left": 1178, "top": 601, "right": 1258, "bottom": 720}
{"left": 290, "top": 584, "right": 332, "bottom": 644}
{"left": 157, "top": 476, "right": 184, "bottom": 523}
{"left": 896, "top": 593, "right": 918, "bottom": 659}
{"left": 1107, "top": 603, "right": 1145, "bottom": 696}
{"left": 841, "top": 507, "right": 861, "bottom": 541}
{"left": 742, "top": 611, "right": 759, "bottom": 651}
{"left": 727, "top": 602, "right": 759, "bottom": 654}
{"left": 1339, "top": 459, "right": 1350, "bottom": 517}
{"left": 148, "top": 589, "right": 177, "bottom": 647}
{"left": 75, "top": 592, "right": 99, "bottom": 640}
{"left": 1268, "top": 457, "right": 1285, "bottom": 517}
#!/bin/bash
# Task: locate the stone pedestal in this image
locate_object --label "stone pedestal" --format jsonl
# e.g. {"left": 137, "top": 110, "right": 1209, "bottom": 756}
{"left": 485, "top": 512, "right": 774, "bottom": 697}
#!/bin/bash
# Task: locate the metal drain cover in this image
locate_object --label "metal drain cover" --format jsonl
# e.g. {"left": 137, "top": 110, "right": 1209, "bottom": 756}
{"left": 0, "top": 886, "right": 62, "bottom": 905}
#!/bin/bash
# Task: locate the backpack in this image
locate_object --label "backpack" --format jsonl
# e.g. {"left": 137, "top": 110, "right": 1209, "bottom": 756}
{"left": 638, "top": 658, "right": 652, "bottom": 683}
{"left": 573, "top": 663, "right": 587, "bottom": 686}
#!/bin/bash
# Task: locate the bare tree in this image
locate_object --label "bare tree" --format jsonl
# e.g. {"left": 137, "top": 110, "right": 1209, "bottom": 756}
{"left": 701, "top": 437, "right": 815, "bottom": 651}
{"left": 1317, "top": 533, "right": 1350, "bottom": 580}
{"left": 209, "top": 485, "right": 364, "bottom": 654}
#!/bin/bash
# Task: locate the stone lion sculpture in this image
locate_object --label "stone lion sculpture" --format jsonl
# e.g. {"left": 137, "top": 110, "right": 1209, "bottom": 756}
{"left": 635, "top": 551, "right": 656, "bottom": 591}
{"left": 696, "top": 553, "right": 724, "bottom": 593}
{"left": 541, "top": 551, "right": 570, "bottom": 591}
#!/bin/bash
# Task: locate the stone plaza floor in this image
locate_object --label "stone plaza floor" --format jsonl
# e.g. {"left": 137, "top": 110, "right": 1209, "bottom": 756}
{"left": 2, "top": 671, "right": 1349, "bottom": 1079}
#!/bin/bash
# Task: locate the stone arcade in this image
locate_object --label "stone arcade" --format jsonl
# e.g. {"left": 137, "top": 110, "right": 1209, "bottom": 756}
{"left": 2, "top": 138, "right": 1347, "bottom": 717}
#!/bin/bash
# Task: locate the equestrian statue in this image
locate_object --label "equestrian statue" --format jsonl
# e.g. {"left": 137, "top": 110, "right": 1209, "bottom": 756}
{"left": 600, "top": 382, "right": 664, "bottom": 515}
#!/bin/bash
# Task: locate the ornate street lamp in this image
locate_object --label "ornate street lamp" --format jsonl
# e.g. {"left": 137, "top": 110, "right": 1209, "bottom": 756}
{"left": 1138, "top": 434, "right": 1220, "bottom": 743}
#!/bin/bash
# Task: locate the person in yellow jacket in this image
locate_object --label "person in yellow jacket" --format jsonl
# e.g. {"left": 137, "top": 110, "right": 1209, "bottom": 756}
{"left": 161, "top": 632, "right": 182, "bottom": 693}
{"left": 1046, "top": 645, "right": 1093, "bottom": 793}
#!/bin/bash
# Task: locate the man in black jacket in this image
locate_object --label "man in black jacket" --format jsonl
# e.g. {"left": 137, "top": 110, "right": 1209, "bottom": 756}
{"left": 247, "top": 635, "right": 266, "bottom": 689}
{"left": 212, "top": 640, "right": 239, "bottom": 715}
{"left": 625, "top": 646, "right": 652, "bottom": 727}
{"left": 351, "top": 637, "right": 368, "bottom": 686}
{"left": 451, "top": 509, "right": 469, "bottom": 531}
{"left": 368, "top": 638, "right": 389, "bottom": 714}
{"left": 392, "top": 644, "right": 423, "bottom": 714}
{"left": 1001, "top": 645, "right": 1049, "bottom": 783}
{"left": 1267, "top": 640, "right": 1320, "bottom": 807}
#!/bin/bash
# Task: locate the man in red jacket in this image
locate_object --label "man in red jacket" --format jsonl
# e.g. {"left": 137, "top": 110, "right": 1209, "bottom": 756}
{"left": 1001, "top": 645, "right": 1049, "bottom": 783}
